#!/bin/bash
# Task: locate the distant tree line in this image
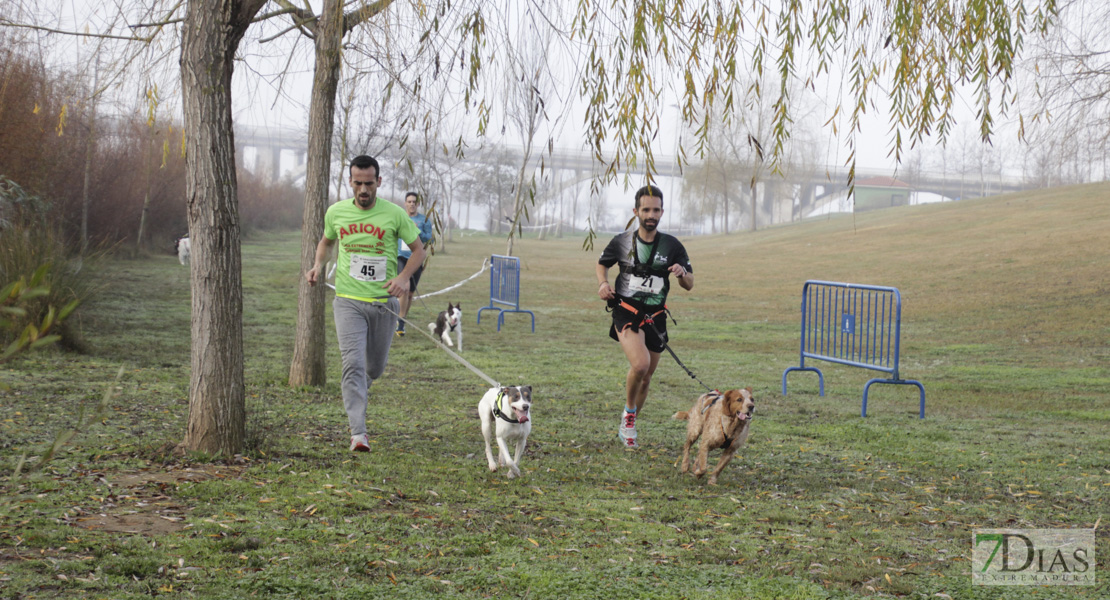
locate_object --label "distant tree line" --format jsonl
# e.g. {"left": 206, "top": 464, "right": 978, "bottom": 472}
{"left": 0, "top": 36, "right": 304, "bottom": 255}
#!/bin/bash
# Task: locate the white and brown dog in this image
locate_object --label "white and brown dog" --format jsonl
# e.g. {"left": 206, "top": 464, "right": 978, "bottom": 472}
{"left": 673, "top": 388, "right": 756, "bottom": 485}
{"left": 175, "top": 235, "right": 191, "bottom": 266}
{"left": 428, "top": 302, "right": 462, "bottom": 350}
{"left": 479, "top": 385, "right": 532, "bottom": 479}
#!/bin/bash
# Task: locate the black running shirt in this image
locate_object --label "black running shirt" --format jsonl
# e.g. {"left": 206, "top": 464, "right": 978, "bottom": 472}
{"left": 598, "top": 230, "right": 692, "bottom": 307}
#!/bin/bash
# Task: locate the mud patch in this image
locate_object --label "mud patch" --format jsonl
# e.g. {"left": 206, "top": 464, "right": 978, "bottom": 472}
{"left": 68, "top": 465, "right": 243, "bottom": 536}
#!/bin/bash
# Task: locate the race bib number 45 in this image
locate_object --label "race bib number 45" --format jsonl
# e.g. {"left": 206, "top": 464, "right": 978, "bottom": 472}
{"left": 349, "top": 254, "right": 387, "bottom": 282}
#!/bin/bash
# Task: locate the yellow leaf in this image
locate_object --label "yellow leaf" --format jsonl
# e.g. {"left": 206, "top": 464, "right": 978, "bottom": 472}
{"left": 56, "top": 104, "right": 68, "bottom": 136}
{"left": 528, "top": 538, "right": 539, "bottom": 546}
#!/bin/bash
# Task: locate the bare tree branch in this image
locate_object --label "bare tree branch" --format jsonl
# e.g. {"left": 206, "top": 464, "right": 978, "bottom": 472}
{"left": 342, "top": 0, "right": 393, "bottom": 36}
{"left": 0, "top": 18, "right": 156, "bottom": 42}
{"left": 266, "top": 0, "right": 319, "bottom": 38}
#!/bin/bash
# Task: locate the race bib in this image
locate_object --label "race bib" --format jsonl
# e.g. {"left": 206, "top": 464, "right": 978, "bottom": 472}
{"left": 349, "top": 254, "right": 387, "bottom": 282}
{"left": 627, "top": 274, "right": 663, "bottom": 295}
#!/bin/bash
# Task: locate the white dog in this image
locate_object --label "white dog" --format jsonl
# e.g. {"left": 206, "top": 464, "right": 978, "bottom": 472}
{"left": 175, "top": 236, "right": 191, "bottom": 266}
{"left": 478, "top": 385, "right": 533, "bottom": 478}
{"left": 428, "top": 302, "right": 462, "bottom": 350}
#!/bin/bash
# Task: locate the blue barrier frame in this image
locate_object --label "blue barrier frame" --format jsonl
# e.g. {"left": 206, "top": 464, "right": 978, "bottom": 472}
{"left": 781, "top": 280, "right": 925, "bottom": 418}
{"left": 476, "top": 254, "right": 535, "bottom": 332}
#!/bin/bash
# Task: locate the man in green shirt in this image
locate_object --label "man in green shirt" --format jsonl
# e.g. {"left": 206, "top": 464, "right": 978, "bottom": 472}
{"left": 307, "top": 155, "right": 425, "bottom": 453}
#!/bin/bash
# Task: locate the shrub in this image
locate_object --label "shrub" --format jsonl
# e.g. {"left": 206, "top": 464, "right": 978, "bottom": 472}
{"left": 0, "top": 177, "right": 93, "bottom": 351}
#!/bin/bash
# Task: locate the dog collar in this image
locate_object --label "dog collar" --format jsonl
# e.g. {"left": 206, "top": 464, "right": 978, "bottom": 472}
{"left": 493, "top": 390, "right": 521, "bottom": 424}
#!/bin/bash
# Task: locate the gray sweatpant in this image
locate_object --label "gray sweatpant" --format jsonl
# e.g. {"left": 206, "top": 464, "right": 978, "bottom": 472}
{"left": 333, "top": 296, "right": 399, "bottom": 436}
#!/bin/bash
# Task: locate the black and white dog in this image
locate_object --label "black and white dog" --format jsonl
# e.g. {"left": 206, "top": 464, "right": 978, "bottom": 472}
{"left": 428, "top": 302, "right": 462, "bottom": 350}
{"left": 478, "top": 385, "right": 533, "bottom": 478}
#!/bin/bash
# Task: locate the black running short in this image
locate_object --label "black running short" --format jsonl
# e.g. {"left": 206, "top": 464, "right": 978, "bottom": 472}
{"left": 609, "top": 302, "right": 668, "bottom": 353}
{"left": 397, "top": 256, "right": 424, "bottom": 291}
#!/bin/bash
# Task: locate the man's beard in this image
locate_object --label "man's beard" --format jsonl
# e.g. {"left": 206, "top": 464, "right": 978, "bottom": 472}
{"left": 640, "top": 219, "right": 658, "bottom": 232}
{"left": 357, "top": 195, "right": 373, "bottom": 208}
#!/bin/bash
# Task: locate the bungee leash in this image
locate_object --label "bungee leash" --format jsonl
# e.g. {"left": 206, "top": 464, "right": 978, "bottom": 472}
{"left": 608, "top": 298, "right": 718, "bottom": 395}
{"left": 386, "top": 304, "right": 500, "bottom": 389}
{"left": 323, "top": 262, "right": 500, "bottom": 389}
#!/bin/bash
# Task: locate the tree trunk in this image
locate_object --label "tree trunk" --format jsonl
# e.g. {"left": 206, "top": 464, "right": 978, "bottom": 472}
{"left": 179, "top": 0, "right": 263, "bottom": 456}
{"left": 750, "top": 183, "right": 758, "bottom": 232}
{"left": 506, "top": 147, "right": 533, "bottom": 256}
{"left": 136, "top": 136, "right": 155, "bottom": 252}
{"left": 444, "top": 175, "right": 455, "bottom": 244}
{"left": 80, "top": 87, "right": 97, "bottom": 256}
{"left": 137, "top": 189, "right": 151, "bottom": 251}
{"left": 722, "top": 174, "right": 729, "bottom": 234}
{"left": 289, "top": 0, "right": 344, "bottom": 387}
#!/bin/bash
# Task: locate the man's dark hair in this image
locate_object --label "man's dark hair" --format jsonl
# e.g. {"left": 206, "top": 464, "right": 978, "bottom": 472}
{"left": 634, "top": 184, "right": 664, "bottom": 209}
{"left": 349, "top": 155, "right": 380, "bottom": 178}
{"left": 405, "top": 192, "right": 419, "bottom": 203}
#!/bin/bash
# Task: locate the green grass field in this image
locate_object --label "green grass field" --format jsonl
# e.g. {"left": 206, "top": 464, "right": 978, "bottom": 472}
{"left": 2, "top": 182, "right": 1108, "bottom": 599}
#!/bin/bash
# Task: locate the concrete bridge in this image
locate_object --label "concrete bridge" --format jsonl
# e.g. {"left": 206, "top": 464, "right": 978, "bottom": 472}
{"left": 234, "top": 123, "right": 308, "bottom": 181}
{"left": 233, "top": 123, "right": 1029, "bottom": 205}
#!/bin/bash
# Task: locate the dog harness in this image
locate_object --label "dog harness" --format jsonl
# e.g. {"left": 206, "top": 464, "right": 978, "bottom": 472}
{"left": 713, "top": 393, "right": 754, "bottom": 449}
{"left": 700, "top": 390, "right": 723, "bottom": 415}
{"left": 699, "top": 390, "right": 737, "bottom": 447}
{"left": 493, "top": 389, "right": 522, "bottom": 424}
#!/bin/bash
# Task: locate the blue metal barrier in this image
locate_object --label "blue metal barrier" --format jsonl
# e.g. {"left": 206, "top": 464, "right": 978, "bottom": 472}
{"left": 476, "top": 254, "right": 535, "bottom": 332}
{"left": 781, "top": 280, "right": 925, "bottom": 417}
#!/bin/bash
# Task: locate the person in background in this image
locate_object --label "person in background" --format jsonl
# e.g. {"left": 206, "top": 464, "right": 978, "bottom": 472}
{"left": 396, "top": 191, "right": 434, "bottom": 336}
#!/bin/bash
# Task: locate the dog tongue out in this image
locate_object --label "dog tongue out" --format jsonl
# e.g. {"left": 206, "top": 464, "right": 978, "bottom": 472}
{"left": 515, "top": 409, "right": 529, "bottom": 423}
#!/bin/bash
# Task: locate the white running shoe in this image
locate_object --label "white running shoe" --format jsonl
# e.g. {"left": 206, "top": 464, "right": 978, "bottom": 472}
{"left": 618, "top": 410, "right": 638, "bottom": 448}
{"left": 349, "top": 433, "right": 370, "bottom": 452}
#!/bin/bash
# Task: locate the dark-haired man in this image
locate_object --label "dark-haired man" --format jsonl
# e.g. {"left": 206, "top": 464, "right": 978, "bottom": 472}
{"left": 395, "top": 191, "right": 434, "bottom": 336}
{"left": 306, "top": 155, "right": 425, "bottom": 453}
{"left": 596, "top": 185, "right": 694, "bottom": 449}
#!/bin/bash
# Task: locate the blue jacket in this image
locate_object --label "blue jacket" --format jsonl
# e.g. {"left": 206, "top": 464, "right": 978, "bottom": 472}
{"left": 398, "top": 212, "right": 433, "bottom": 259}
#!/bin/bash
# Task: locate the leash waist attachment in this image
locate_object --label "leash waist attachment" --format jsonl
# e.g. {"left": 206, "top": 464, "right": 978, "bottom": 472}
{"left": 609, "top": 298, "right": 715, "bottom": 395}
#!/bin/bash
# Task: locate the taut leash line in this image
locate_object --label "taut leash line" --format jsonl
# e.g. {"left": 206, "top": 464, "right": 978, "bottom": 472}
{"left": 651, "top": 326, "right": 717, "bottom": 395}
{"left": 387, "top": 305, "right": 500, "bottom": 389}
{"left": 322, "top": 262, "right": 500, "bottom": 389}
{"left": 609, "top": 298, "right": 716, "bottom": 395}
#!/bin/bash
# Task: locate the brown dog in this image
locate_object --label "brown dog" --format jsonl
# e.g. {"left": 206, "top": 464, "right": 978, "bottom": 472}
{"left": 673, "top": 388, "right": 755, "bottom": 485}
